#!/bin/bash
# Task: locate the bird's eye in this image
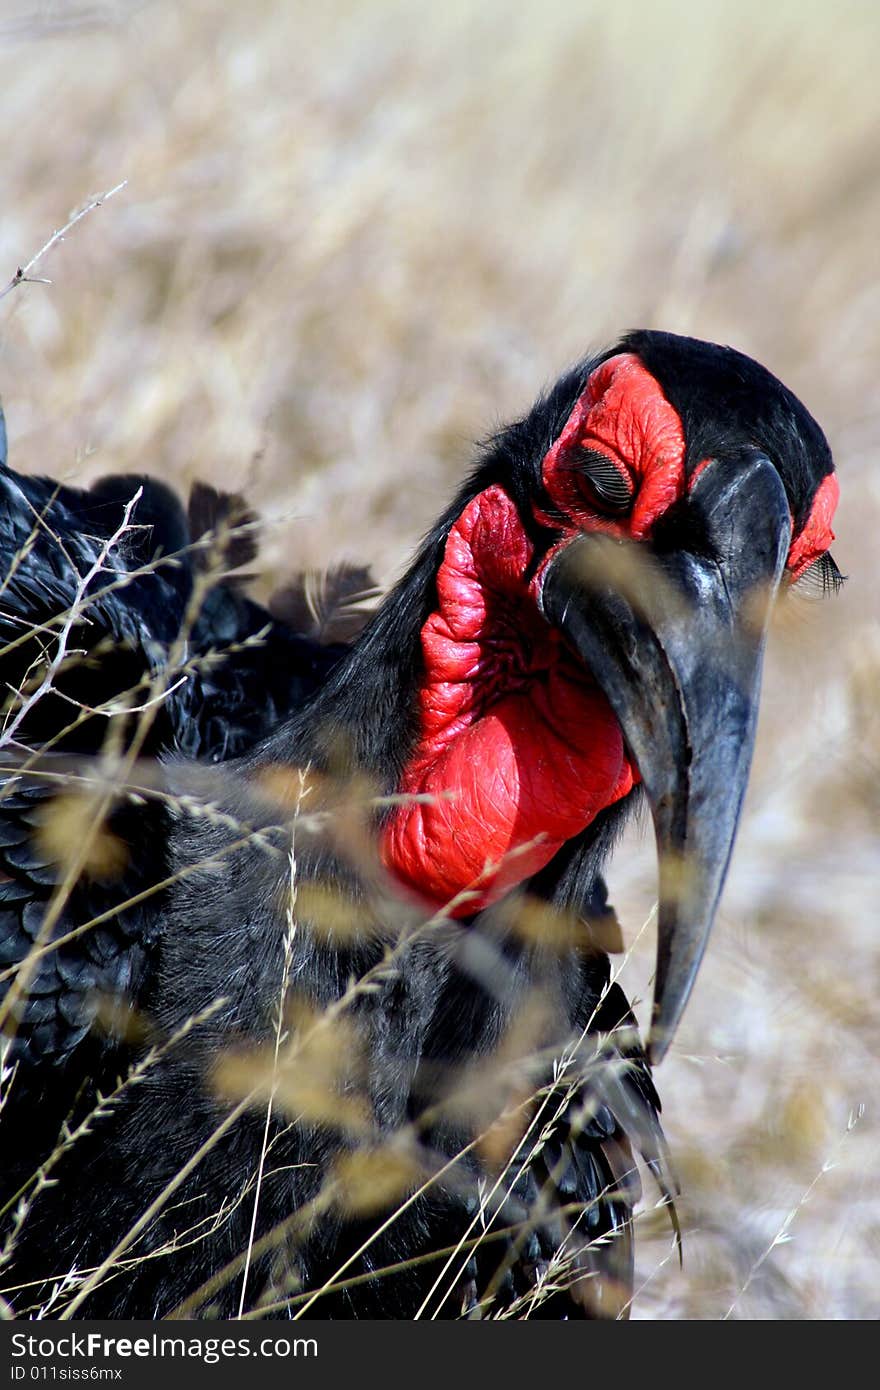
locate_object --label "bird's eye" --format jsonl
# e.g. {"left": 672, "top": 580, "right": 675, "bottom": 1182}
{"left": 571, "top": 446, "right": 634, "bottom": 513}
{"left": 792, "top": 551, "right": 846, "bottom": 599}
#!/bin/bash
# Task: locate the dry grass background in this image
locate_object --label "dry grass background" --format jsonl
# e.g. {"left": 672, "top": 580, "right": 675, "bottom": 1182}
{"left": 0, "top": 0, "right": 877, "bottom": 1318}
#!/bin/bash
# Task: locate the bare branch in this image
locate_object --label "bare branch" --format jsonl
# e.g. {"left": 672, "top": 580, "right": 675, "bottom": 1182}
{"left": 0, "top": 181, "right": 127, "bottom": 304}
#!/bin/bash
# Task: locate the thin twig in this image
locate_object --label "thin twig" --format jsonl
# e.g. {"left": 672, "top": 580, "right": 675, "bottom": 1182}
{"left": 0, "top": 182, "right": 127, "bottom": 303}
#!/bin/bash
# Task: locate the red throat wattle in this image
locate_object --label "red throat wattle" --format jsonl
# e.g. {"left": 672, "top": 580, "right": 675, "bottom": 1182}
{"left": 380, "top": 484, "right": 636, "bottom": 914}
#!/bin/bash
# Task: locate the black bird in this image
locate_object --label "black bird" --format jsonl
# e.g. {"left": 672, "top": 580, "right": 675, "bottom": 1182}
{"left": 0, "top": 331, "right": 842, "bottom": 1319}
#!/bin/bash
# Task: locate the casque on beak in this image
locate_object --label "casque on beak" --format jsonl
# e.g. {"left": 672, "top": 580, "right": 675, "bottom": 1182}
{"left": 539, "top": 452, "right": 791, "bottom": 1062}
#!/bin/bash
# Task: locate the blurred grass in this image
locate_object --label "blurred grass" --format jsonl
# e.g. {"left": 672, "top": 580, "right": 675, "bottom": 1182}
{"left": 0, "top": 0, "right": 877, "bottom": 1318}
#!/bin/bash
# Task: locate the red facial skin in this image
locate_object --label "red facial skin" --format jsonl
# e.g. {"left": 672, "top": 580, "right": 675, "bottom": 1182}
{"left": 538, "top": 353, "right": 687, "bottom": 539}
{"left": 381, "top": 355, "right": 838, "bottom": 915}
{"left": 787, "top": 471, "right": 839, "bottom": 580}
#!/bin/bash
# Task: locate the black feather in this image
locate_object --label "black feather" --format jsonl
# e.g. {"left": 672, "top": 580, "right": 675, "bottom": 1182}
{"left": 270, "top": 563, "right": 381, "bottom": 645}
{"left": 187, "top": 480, "right": 260, "bottom": 578}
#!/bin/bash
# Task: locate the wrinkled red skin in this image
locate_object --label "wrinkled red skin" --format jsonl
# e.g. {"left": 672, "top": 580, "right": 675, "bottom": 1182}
{"left": 381, "top": 355, "right": 838, "bottom": 915}
{"left": 538, "top": 353, "right": 687, "bottom": 539}
{"left": 382, "top": 486, "right": 636, "bottom": 912}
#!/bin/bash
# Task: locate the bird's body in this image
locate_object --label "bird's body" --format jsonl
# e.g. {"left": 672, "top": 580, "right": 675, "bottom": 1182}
{"left": 0, "top": 332, "right": 841, "bottom": 1319}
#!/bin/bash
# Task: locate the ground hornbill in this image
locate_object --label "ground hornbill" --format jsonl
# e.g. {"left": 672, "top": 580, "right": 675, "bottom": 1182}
{"left": 0, "top": 331, "right": 842, "bottom": 1319}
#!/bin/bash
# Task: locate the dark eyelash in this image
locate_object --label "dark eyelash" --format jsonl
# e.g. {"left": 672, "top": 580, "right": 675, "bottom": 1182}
{"left": 793, "top": 551, "right": 847, "bottom": 599}
{"left": 569, "top": 446, "right": 633, "bottom": 512}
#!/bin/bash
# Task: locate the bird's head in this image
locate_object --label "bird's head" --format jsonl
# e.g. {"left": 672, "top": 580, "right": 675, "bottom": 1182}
{"left": 382, "top": 331, "right": 841, "bottom": 1060}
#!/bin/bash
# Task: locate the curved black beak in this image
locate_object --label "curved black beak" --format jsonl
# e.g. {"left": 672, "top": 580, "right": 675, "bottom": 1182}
{"left": 539, "top": 454, "right": 791, "bottom": 1063}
